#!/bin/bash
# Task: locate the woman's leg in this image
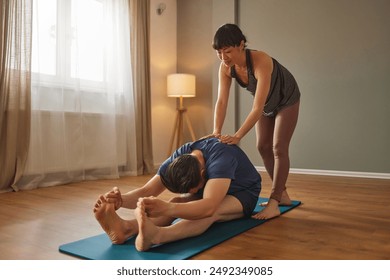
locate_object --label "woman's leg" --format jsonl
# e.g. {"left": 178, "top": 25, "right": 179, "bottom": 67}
{"left": 270, "top": 101, "right": 300, "bottom": 202}
{"left": 254, "top": 101, "right": 300, "bottom": 219}
{"left": 256, "top": 112, "right": 275, "bottom": 180}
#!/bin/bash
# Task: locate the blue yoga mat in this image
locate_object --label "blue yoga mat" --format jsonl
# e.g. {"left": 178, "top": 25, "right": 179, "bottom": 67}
{"left": 59, "top": 198, "right": 301, "bottom": 260}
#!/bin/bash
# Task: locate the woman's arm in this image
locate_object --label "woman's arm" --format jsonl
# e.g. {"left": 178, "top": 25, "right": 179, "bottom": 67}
{"left": 221, "top": 52, "right": 273, "bottom": 145}
{"left": 213, "top": 63, "right": 232, "bottom": 136}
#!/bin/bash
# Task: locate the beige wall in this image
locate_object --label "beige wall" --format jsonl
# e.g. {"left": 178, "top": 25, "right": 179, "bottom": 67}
{"left": 150, "top": 0, "right": 222, "bottom": 166}
{"left": 150, "top": 0, "right": 177, "bottom": 166}
{"left": 176, "top": 0, "right": 214, "bottom": 140}
{"left": 237, "top": 0, "right": 390, "bottom": 174}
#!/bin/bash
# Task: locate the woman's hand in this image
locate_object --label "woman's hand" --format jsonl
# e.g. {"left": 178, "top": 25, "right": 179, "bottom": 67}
{"left": 198, "top": 133, "right": 241, "bottom": 145}
{"left": 198, "top": 133, "right": 221, "bottom": 141}
{"left": 219, "top": 134, "right": 241, "bottom": 145}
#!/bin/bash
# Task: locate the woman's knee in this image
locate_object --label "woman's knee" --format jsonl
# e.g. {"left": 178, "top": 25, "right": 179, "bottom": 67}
{"left": 272, "top": 143, "right": 289, "bottom": 159}
{"left": 257, "top": 142, "right": 273, "bottom": 158}
{"left": 257, "top": 139, "right": 290, "bottom": 160}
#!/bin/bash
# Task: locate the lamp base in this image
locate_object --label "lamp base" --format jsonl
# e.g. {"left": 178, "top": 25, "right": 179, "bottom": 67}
{"left": 167, "top": 107, "right": 196, "bottom": 157}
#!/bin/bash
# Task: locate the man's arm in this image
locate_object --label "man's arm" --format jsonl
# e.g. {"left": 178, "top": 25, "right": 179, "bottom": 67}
{"left": 142, "top": 178, "right": 231, "bottom": 220}
{"left": 106, "top": 175, "right": 166, "bottom": 210}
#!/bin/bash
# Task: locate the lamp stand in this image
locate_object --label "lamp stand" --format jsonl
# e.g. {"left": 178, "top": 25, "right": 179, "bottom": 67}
{"left": 167, "top": 96, "right": 196, "bottom": 157}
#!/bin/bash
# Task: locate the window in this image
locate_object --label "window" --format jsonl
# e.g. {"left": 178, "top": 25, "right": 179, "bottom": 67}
{"left": 32, "top": 0, "right": 105, "bottom": 89}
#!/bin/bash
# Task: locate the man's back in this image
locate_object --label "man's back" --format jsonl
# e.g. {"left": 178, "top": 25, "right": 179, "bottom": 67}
{"left": 160, "top": 137, "right": 261, "bottom": 196}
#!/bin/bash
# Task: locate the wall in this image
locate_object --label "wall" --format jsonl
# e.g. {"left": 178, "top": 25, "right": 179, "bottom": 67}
{"left": 237, "top": 0, "right": 390, "bottom": 175}
{"left": 176, "top": 0, "right": 214, "bottom": 140}
{"left": 151, "top": 0, "right": 390, "bottom": 177}
{"left": 150, "top": 0, "right": 217, "bottom": 166}
{"left": 211, "top": 0, "right": 237, "bottom": 135}
{"left": 150, "top": 0, "right": 177, "bottom": 165}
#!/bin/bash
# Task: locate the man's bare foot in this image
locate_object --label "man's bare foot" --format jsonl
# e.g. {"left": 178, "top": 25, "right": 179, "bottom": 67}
{"left": 134, "top": 204, "right": 160, "bottom": 251}
{"left": 94, "top": 195, "right": 136, "bottom": 244}
{"left": 252, "top": 198, "right": 281, "bottom": 220}
{"left": 259, "top": 190, "right": 292, "bottom": 207}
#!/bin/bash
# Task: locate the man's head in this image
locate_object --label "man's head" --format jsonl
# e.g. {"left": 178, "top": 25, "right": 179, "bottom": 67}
{"left": 160, "top": 154, "right": 204, "bottom": 194}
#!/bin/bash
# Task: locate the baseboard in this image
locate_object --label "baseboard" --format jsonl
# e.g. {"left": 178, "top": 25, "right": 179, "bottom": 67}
{"left": 256, "top": 166, "right": 390, "bottom": 180}
{"left": 155, "top": 162, "right": 390, "bottom": 180}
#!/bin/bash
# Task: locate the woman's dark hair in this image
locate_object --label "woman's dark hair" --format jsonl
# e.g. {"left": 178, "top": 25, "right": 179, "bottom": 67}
{"left": 160, "top": 154, "right": 201, "bottom": 193}
{"left": 212, "top": 23, "right": 247, "bottom": 50}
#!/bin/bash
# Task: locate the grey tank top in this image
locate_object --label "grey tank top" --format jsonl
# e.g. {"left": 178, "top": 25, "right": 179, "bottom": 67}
{"left": 231, "top": 49, "right": 300, "bottom": 117}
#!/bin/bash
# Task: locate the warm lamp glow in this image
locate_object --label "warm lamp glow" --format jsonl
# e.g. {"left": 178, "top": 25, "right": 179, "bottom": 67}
{"left": 166, "top": 73, "right": 196, "bottom": 156}
{"left": 167, "top": 74, "right": 196, "bottom": 97}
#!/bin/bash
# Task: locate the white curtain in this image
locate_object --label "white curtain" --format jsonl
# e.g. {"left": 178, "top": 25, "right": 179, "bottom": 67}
{"left": 15, "top": 0, "right": 138, "bottom": 189}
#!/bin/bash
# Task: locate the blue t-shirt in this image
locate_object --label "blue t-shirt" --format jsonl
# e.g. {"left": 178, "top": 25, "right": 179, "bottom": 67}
{"left": 158, "top": 138, "right": 261, "bottom": 197}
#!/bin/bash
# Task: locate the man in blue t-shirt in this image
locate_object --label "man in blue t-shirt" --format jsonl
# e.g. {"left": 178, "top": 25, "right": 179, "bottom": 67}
{"left": 93, "top": 137, "right": 261, "bottom": 251}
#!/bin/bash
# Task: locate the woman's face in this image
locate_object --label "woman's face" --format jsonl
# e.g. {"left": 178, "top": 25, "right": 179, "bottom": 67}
{"left": 215, "top": 40, "right": 244, "bottom": 67}
{"left": 216, "top": 46, "right": 240, "bottom": 67}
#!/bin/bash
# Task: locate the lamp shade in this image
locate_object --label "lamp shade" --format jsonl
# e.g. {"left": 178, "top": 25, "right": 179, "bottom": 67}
{"left": 167, "top": 73, "right": 196, "bottom": 97}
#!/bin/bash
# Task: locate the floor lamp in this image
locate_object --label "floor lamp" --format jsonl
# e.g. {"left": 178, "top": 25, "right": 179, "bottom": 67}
{"left": 167, "top": 73, "right": 196, "bottom": 156}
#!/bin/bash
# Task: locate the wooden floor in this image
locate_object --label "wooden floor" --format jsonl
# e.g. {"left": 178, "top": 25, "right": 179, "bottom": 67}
{"left": 0, "top": 172, "right": 389, "bottom": 260}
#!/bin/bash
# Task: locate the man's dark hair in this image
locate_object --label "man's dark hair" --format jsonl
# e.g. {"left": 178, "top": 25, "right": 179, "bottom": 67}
{"left": 212, "top": 23, "right": 247, "bottom": 50}
{"left": 160, "top": 154, "right": 201, "bottom": 193}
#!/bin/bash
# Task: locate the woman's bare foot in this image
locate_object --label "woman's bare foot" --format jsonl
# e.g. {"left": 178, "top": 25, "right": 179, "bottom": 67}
{"left": 134, "top": 204, "right": 160, "bottom": 251}
{"left": 259, "top": 190, "right": 292, "bottom": 207}
{"left": 252, "top": 198, "right": 281, "bottom": 220}
{"left": 253, "top": 191, "right": 293, "bottom": 219}
{"left": 93, "top": 195, "right": 137, "bottom": 244}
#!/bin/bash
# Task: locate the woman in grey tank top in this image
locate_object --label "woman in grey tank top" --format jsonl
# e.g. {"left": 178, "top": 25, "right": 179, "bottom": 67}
{"left": 209, "top": 23, "right": 300, "bottom": 220}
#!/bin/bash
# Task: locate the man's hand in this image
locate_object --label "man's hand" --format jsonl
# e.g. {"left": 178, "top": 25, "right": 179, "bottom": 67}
{"left": 138, "top": 196, "right": 174, "bottom": 218}
{"left": 104, "top": 186, "right": 123, "bottom": 210}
